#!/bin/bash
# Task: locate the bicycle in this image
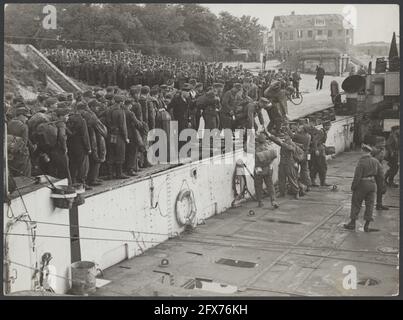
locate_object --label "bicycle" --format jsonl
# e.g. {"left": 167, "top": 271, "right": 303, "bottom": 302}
{"left": 287, "top": 90, "right": 303, "bottom": 105}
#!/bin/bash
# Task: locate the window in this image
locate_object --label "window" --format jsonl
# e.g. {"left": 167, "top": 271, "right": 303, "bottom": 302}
{"left": 284, "top": 32, "right": 288, "bottom": 40}
{"left": 346, "top": 29, "right": 349, "bottom": 35}
{"left": 317, "top": 29, "right": 323, "bottom": 36}
{"left": 328, "top": 30, "right": 333, "bottom": 37}
{"left": 338, "top": 29, "right": 343, "bottom": 36}
{"left": 289, "top": 32, "right": 294, "bottom": 40}
{"left": 279, "top": 32, "right": 282, "bottom": 40}
{"left": 308, "top": 30, "right": 313, "bottom": 37}
{"left": 297, "top": 29, "right": 303, "bottom": 38}
{"left": 314, "top": 18, "right": 326, "bottom": 26}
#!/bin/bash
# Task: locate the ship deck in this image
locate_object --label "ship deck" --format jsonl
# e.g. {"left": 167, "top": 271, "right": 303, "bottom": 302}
{"left": 94, "top": 151, "right": 399, "bottom": 297}
{"left": 9, "top": 89, "right": 334, "bottom": 200}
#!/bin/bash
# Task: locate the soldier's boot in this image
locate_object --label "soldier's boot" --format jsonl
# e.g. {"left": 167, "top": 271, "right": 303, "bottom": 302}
{"left": 343, "top": 219, "right": 356, "bottom": 230}
{"left": 376, "top": 204, "right": 389, "bottom": 210}
{"left": 133, "top": 149, "right": 140, "bottom": 172}
{"left": 143, "top": 153, "right": 153, "bottom": 168}
{"left": 311, "top": 178, "right": 319, "bottom": 187}
{"left": 294, "top": 193, "right": 300, "bottom": 200}
{"left": 257, "top": 201, "right": 264, "bottom": 208}
{"left": 271, "top": 200, "right": 279, "bottom": 209}
{"left": 364, "top": 220, "right": 371, "bottom": 232}
{"left": 116, "top": 164, "right": 130, "bottom": 179}
{"left": 105, "top": 164, "right": 115, "bottom": 180}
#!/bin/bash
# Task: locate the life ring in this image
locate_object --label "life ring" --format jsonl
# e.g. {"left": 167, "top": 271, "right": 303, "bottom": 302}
{"left": 175, "top": 189, "right": 197, "bottom": 226}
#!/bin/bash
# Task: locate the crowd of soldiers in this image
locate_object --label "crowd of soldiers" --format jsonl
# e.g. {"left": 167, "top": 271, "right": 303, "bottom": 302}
{"left": 5, "top": 48, "right": 398, "bottom": 229}
{"left": 4, "top": 53, "right": 307, "bottom": 196}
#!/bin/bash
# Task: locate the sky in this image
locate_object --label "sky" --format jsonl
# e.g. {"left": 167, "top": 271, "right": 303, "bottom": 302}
{"left": 203, "top": 3, "right": 399, "bottom": 45}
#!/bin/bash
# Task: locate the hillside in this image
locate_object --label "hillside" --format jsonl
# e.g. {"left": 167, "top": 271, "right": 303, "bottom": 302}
{"left": 4, "top": 43, "right": 48, "bottom": 98}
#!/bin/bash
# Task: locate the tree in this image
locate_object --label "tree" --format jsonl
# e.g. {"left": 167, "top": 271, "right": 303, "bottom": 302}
{"left": 179, "top": 4, "right": 220, "bottom": 47}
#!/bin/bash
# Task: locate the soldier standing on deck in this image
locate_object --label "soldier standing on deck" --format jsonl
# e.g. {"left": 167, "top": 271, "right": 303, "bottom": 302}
{"left": 67, "top": 102, "right": 92, "bottom": 188}
{"left": 344, "top": 144, "right": 383, "bottom": 232}
{"left": 267, "top": 131, "right": 301, "bottom": 199}
{"left": 384, "top": 125, "right": 399, "bottom": 188}
{"left": 220, "top": 83, "right": 243, "bottom": 131}
{"left": 138, "top": 86, "right": 153, "bottom": 168}
{"left": 310, "top": 120, "right": 331, "bottom": 187}
{"left": 292, "top": 123, "right": 312, "bottom": 192}
{"left": 254, "top": 132, "right": 279, "bottom": 209}
{"left": 105, "top": 95, "right": 130, "bottom": 179}
{"left": 371, "top": 147, "right": 389, "bottom": 211}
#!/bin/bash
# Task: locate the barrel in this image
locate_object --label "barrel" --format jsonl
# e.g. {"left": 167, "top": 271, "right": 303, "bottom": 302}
{"left": 71, "top": 261, "right": 97, "bottom": 295}
{"left": 50, "top": 185, "right": 76, "bottom": 209}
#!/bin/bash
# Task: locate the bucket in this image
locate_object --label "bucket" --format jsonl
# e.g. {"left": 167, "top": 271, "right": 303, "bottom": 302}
{"left": 71, "top": 261, "right": 97, "bottom": 295}
{"left": 72, "top": 183, "right": 85, "bottom": 206}
{"left": 50, "top": 185, "right": 77, "bottom": 209}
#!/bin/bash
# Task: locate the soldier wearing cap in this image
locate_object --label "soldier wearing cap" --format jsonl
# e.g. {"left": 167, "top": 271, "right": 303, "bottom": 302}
{"left": 310, "top": 120, "right": 332, "bottom": 187}
{"left": 267, "top": 130, "right": 301, "bottom": 200}
{"left": 213, "top": 82, "right": 225, "bottom": 99}
{"left": 105, "top": 94, "right": 130, "bottom": 179}
{"left": 384, "top": 125, "right": 399, "bottom": 188}
{"left": 123, "top": 98, "right": 144, "bottom": 176}
{"left": 220, "top": 83, "right": 243, "bottom": 131}
{"left": 344, "top": 144, "right": 384, "bottom": 232}
{"left": 292, "top": 123, "right": 312, "bottom": 192}
{"left": 196, "top": 90, "right": 221, "bottom": 135}
{"left": 254, "top": 132, "right": 279, "bottom": 208}
{"left": 67, "top": 102, "right": 92, "bottom": 188}
{"left": 8, "top": 107, "right": 34, "bottom": 177}
{"left": 78, "top": 100, "right": 107, "bottom": 187}
{"left": 168, "top": 83, "right": 196, "bottom": 152}
{"left": 370, "top": 147, "right": 388, "bottom": 210}
{"left": 83, "top": 90, "right": 95, "bottom": 102}
{"left": 50, "top": 106, "right": 72, "bottom": 183}
{"left": 138, "top": 86, "right": 154, "bottom": 167}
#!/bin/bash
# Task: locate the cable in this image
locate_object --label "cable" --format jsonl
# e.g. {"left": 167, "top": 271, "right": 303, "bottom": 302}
{"left": 15, "top": 219, "right": 170, "bottom": 237}
{"left": 4, "top": 232, "right": 169, "bottom": 244}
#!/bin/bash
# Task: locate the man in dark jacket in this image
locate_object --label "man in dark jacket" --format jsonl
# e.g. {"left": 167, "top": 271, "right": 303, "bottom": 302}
{"left": 310, "top": 121, "right": 331, "bottom": 186}
{"left": 67, "top": 102, "right": 92, "bottom": 187}
{"left": 344, "top": 144, "right": 384, "bottom": 232}
{"left": 105, "top": 95, "right": 130, "bottom": 179}
{"left": 168, "top": 83, "right": 196, "bottom": 152}
{"left": 315, "top": 64, "right": 325, "bottom": 90}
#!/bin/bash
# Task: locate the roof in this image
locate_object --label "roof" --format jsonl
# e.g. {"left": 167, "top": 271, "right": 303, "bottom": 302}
{"left": 271, "top": 14, "right": 353, "bottom": 30}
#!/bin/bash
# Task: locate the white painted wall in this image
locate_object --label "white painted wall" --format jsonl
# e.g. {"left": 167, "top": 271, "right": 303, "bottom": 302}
{"left": 4, "top": 179, "right": 71, "bottom": 294}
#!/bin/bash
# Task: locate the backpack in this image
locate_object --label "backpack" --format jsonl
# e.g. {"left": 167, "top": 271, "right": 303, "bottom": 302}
{"left": 293, "top": 143, "right": 305, "bottom": 163}
{"left": 35, "top": 122, "right": 58, "bottom": 148}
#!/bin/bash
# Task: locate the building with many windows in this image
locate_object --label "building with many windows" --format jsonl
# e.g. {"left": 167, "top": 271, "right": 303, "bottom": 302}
{"left": 270, "top": 12, "right": 354, "bottom": 52}
{"left": 268, "top": 12, "right": 355, "bottom": 74}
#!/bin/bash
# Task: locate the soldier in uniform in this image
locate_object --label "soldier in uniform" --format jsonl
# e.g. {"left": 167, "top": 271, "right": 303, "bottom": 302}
{"left": 384, "top": 125, "right": 399, "bottom": 187}
{"left": 7, "top": 107, "right": 34, "bottom": 177}
{"left": 105, "top": 95, "right": 130, "bottom": 179}
{"left": 50, "top": 107, "right": 72, "bottom": 183}
{"left": 267, "top": 131, "right": 301, "bottom": 199}
{"left": 371, "top": 147, "right": 389, "bottom": 210}
{"left": 220, "top": 83, "right": 243, "bottom": 131}
{"left": 168, "top": 83, "right": 195, "bottom": 152}
{"left": 254, "top": 132, "right": 279, "bottom": 209}
{"left": 67, "top": 102, "right": 92, "bottom": 188}
{"left": 292, "top": 123, "right": 312, "bottom": 192}
{"left": 79, "top": 100, "right": 107, "bottom": 187}
{"left": 310, "top": 121, "right": 332, "bottom": 187}
{"left": 344, "top": 144, "right": 384, "bottom": 232}
{"left": 138, "top": 86, "right": 153, "bottom": 168}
